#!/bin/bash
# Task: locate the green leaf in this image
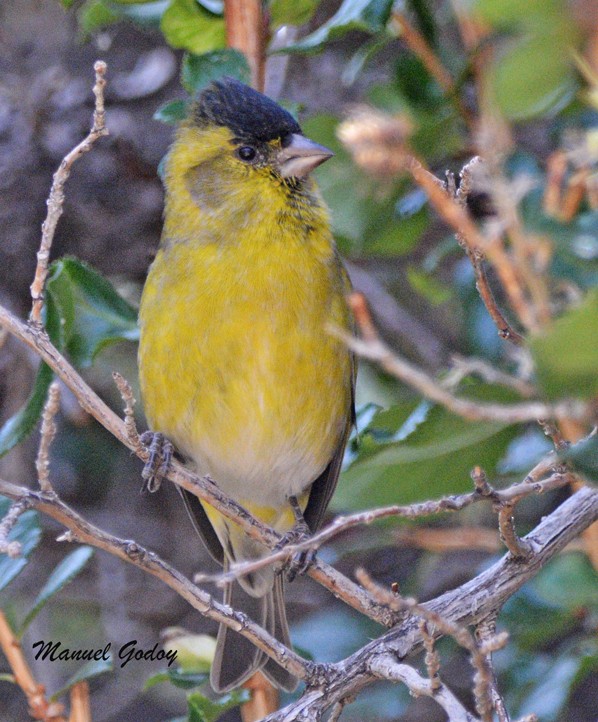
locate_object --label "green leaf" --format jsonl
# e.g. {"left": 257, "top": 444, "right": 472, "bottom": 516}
{"left": 145, "top": 668, "right": 209, "bottom": 690}
{"left": 561, "top": 435, "right": 598, "bottom": 483}
{"left": 501, "top": 587, "right": 578, "bottom": 651}
{"left": 529, "top": 290, "right": 598, "bottom": 400}
{"left": 181, "top": 49, "right": 250, "bottom": 95}
{"left": 77, "top": 0, "right": 120, "bottom": 34}
{"left": 154, "top": 99, "right": 190, "bottom": 124}
{"left": 533, "top": 553, "right": 598, "bottom": 611}
{"left": 104, "top": 0, "right": 170, "bottom": 25}
{"left": 491, "top": 34, "right": 578, "bottom": 120}
{"left": 0, "top": 363, "right": 54, "bottom": 459}
{"left": 407, "top": 267, "right": 451, "bottom": 305}
{"left": 0, "top": 497, "right": 41, "bottom": 593}
{"left": 187, "top": 690, "right": 250, "bottom": 722}
{"left": 0, "top": 287, "right": 65, "bottom": 458}
{"left": 335, "top": 389, "right": 519, "bottom": 510}
{"left": 269, "top": 0, "right": 319, "bottom": 27}
{"left": 46, "top": 257, "right": 139, "bottom": 368}
{"left": 51, "top": 656, "right": 112, "bottom": 701}
{"left": 18, "top": 547, "right": 95, "bottom": 637}
{"left": 161, "top": 0, "right": 225, "bottom": 54}
{"left": 280, "top": 0, "right": 394, "bottom": 54}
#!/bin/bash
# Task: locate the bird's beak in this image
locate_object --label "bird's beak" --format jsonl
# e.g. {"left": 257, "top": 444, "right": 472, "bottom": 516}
{"left": 276, "top": 133, "right": 334, "bottom": 179}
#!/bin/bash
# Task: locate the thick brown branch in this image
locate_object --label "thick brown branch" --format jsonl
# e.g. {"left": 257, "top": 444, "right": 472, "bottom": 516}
{"left": 224, "top": 0, "right": 265, "bottom": 91}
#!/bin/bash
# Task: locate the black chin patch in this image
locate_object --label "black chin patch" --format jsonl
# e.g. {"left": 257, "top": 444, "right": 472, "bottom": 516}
{"left": 193, "top": 77, "right": 302, "bottom": 144}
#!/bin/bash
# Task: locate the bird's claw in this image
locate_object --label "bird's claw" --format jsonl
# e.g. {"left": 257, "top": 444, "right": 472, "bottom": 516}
{"left": 276, "top": 496, "right": 317, "bottom": 582}
{"left": 140, "top": 431, "right": 174, "bottom": 493}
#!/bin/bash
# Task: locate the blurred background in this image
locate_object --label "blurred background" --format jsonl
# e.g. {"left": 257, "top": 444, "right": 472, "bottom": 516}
{"left": 1, "top": 0, "right": 597, "bottom": 720}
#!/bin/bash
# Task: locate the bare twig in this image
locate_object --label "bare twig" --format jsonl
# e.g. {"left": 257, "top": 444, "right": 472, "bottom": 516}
{"left": 36, "top": 381, "right": 61, "bottom": 493}
{"left": 0, "top": 610, "right": 67, "bottom": 722}
{"left": 445, "top": 355, "right": 535, "bottom": 397}
{"left": 391, "top": 11, "right": 475, "bottom": 130}
{"left": 334, "top": 293, "right": 588, "bottom": 424}
{"left": 2, "top": 483, "right": 597, "bottom": 722}
{"left": 0, "top": 479, "right": 311, "bottom": 686}
{"left": 476, "top": 618, "right": 511, "bottom": 722}
{"left": 112, "top": 372, "right": 142, "bottom": 452}
{"left": 30, "top": 61, "right": 108, "bottom": 326}
{"left": 68, "top": 682, "right": 91, "bottom": 722}
{"left": 496, "top": 504, "right": 533, "bottom": 559}
{"left": 197, "top": 470, "right": 571, "bottom": 587}
{"left": 454, "top": 158, "right": 526, "bottom": 346}
{"left": 0, "top": 500, "right": 30, "bottom": 558}
{"left": 421, "top": 621, "right": 441, "bottom": 691}
{"left": 369, "top": 656, "right": 480, "bottom": 722}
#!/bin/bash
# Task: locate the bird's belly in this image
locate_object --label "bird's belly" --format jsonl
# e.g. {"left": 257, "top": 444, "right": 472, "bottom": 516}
{"left": 139, "top": 265, "right": 351, "bottom": 508}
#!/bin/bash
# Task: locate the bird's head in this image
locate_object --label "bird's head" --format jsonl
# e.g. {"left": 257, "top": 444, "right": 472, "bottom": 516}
{"left": 165, "top": 78, "right": 333, "bottom": 207}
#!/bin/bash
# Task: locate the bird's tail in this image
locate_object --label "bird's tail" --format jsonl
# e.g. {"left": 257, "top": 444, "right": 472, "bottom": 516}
{"left": 210, "top": 571, "right": 298, "bottom": 693}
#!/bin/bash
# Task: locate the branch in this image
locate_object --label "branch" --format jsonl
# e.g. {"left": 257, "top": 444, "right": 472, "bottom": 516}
{"left": 198, "top": 469, "right": 571, "bottom": 587}
{"left": 29, "top": 62, "right": 108, "bottom": 326}
{"left": 370, "top": 657, "right": 479, "bottom": 722}
{"left": 0, "top": 610, "right": 67, "bottom": 721}
{"left": 0, "top": 479, "right": 311, "bottom": 686}
{"left": 224, "top": 0, "right": 265, "bottom": 91}
{"left": 263, "top": 485, "right": 598, "bottom": 720}
{"left": 333, "top": 293, "right": 589, "bottom": 424}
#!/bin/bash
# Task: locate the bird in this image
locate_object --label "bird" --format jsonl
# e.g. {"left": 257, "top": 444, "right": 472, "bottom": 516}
{"left": 138, "top": 77, "right": 355, "bottom": 693}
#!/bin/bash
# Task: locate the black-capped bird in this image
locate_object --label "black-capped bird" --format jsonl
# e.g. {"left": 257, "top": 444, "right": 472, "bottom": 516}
{"left": 138, "top": 78, "right": 354, "bottom": 692}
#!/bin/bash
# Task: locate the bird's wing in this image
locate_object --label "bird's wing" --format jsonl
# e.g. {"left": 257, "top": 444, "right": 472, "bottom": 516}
{"left": 303, "top": 370, "right": 355, "bottom": 534}
{"left": 178, "top": 487, "right": 224, "bottom": 564}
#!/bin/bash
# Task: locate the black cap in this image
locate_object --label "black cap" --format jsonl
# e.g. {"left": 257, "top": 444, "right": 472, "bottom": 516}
{"left": 193, "top": 77, "right": 301, "bottom": 144}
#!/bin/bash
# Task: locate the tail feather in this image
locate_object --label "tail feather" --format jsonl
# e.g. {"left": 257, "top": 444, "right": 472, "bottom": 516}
{"left": 210, "top": 569, "right": 298, "bottom": 693}
{"left": 261, "top": 575, "right": 298, "bottom": 692}
{"left": 210, "top": 570, "right": 266, "bottom": 692}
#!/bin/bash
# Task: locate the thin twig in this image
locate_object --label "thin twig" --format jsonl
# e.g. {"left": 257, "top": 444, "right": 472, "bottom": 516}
{"left": 0, "top": 479, "right": 311, "bottom": 686}
{"left": 0, "top": 610, "right": 67, "bottom": 722}
{"left": 476, "top": 618, "right": 511, "bottom": 722}
{"left": 334, "top": 293, "right": 588, "bottom": 423}
{"left": 36, "top": 381, "right": 61, "bottom": 493}
{"left": 497, "top": 503, "right": 533, "bottom": 559}
{"left": 446, "top": 355, "right": 535, "bottom": 397}
{"left": 356, "top": 570, "right": 504, "bottom": 722}
{"left": 421, "top": 621, "right": 441, "bottom": 691}
{"left": 0, "top": 500, "right": 30, "bottom": 557}
{"left": 369, "top": 656, "right": 480, "bottom": 722}
{"left": 30, "top": 61, "right": 108, "bottom": 326}
{"left": 455, "top": 158, "right": 525, "bottom": 346}
{"left": 391, "top": 12, "right": 475, "bottom": 130}
{"left": 196, "top": 470, "right": 571, "bottom": 587}
{"left": 112, "top": 372, "right": 142, "bottom": 451}
{"left": 68, "top": 682, "right": 91, "bottom": 722}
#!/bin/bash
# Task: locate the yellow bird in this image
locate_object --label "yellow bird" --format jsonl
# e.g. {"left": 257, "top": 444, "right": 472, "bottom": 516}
{"left": 138, "top": 77, "right": 354, "bottom": 692}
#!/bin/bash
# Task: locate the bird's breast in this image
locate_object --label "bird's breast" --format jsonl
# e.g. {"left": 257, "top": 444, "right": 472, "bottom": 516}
{"left": 139, "top": 228, "right": 352, "bottom": 506}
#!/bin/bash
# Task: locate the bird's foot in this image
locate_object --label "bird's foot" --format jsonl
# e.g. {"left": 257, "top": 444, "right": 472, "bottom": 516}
{"left": 276, "top": 496, "right": 317, "bottom": 582}
{"left": 140, "top": 431, "right": 174, "bottom": 493}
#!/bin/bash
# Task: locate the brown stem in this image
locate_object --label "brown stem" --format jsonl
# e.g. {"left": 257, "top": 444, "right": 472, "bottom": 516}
{"left": 224, "top": 0, "right": 265, "bottom": 91}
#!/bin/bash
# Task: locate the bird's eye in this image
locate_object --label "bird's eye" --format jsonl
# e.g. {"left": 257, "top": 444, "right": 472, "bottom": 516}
{"left": 237, "top": 146, "right": 257, "bottom": 162}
